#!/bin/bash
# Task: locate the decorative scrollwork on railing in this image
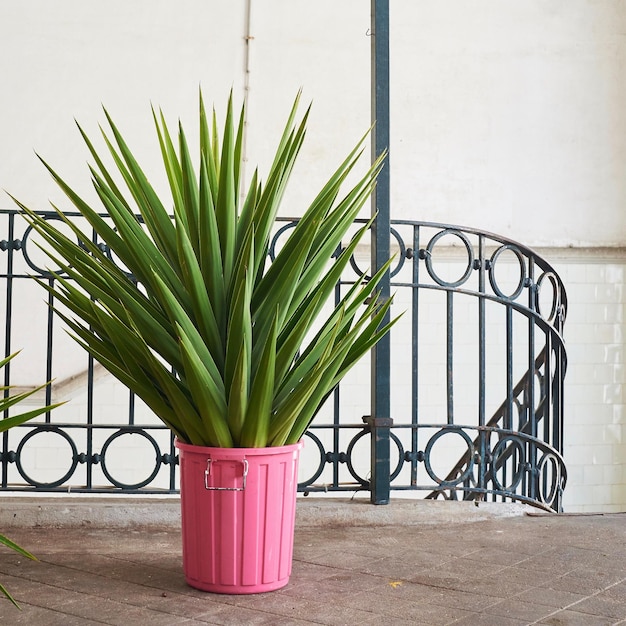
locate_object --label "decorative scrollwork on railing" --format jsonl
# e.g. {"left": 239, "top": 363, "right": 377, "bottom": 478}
{"left": 420, "top": 426, "right": 566, "bottom": 512}
{"left": 15, "top": 426, "right": 79, "bottom": 489}
{"left": 6, "top": 424, "right": 175, "bottom": 492}
{"left": 420, "top": 228, "right": 475, "bottom": 288}
{"left": 99, "top": 429, "right": 163, "bottom": 490}
{"left": 488, "top": 244, "right": 527, "bottom": 300}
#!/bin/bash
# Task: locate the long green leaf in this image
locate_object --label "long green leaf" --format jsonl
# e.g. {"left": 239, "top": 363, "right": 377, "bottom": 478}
{"left": 215, "top": 93, "right": 237, "bottom": 288}
{"left": 151, "top": 272, "right": 225, "bottom": 397}
{"left": 198, "top": 155, "right": 226, "bottom": 329}
{"left": 175, "top": 212, "right": 224, "bottom": 367}
{"left": 240, "top": 310, "right": 278, "bottom": 448}
{"left": 177, "top": 324, "right": 232, "bottom": 447}
{"left": 153, "top": 106, "right": 184, "bottom": 224}
{"left": 226, "top": 344, "right": 248, "bottom": 445}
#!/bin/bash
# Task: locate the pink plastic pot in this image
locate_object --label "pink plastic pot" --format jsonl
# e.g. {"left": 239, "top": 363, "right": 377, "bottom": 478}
{"left": 175, "top": 439, "right": 302, "bottom": 594}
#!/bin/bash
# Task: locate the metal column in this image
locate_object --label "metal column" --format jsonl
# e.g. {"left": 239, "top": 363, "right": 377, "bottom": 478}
{"left": 369, "top": 0, "right": 392, "bottom": 504}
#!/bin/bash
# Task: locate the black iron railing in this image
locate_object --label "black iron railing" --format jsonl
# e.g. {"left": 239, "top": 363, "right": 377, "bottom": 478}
{"left": 1, "top": 210, "right": 567, "bottom": 510}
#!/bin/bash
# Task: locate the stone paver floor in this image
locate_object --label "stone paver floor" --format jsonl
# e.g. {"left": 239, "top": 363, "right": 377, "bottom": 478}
{"left": 0, "top": 511, "right": 625, "bottom": 625}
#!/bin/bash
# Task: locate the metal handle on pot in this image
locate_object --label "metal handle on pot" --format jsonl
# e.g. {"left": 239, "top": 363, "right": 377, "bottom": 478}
{"left": 204, "top": 458, "right": 249, "bottom": 491}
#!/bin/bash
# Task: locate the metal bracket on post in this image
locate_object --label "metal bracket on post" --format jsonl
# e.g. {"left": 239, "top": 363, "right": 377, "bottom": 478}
{"left": 204, "top": 458, "right": 249, "bottom": 491}
{"left": 364, "top": 415, "right": 393, "bottom": 504}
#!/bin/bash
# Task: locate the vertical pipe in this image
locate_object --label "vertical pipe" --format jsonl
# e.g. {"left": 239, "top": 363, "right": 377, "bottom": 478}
{"left": 369, "top": 0, "right": 392, "bottom": 504}
{"left": 240, "top": 0, "right": 254, "bottom": 195}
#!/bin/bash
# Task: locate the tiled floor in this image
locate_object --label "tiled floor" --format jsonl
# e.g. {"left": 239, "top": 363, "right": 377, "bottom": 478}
{"left": 0, "top": 507, "right": 625, "bottom": 625}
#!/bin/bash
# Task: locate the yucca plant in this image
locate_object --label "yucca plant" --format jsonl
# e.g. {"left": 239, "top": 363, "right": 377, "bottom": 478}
{"left": 1, "top": 351, "right": 62, "bottom": 608}
{"left": 15, "top": 92, "right": 396, "bottom": 449}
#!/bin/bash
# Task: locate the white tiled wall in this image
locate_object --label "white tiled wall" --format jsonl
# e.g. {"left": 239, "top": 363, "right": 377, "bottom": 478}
{"left": 553, "top": 249, "right": 626, "bottom": 512}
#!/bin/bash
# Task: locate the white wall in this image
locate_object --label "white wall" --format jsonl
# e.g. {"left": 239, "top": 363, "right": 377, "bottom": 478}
{"left": 390, "top": 1, "right": 626, "bottom": 247}
{"left": 1, "top": 0, "right": 370, "bottom": 215}
{"left": 1, "top": 1, "right": 624, "bottom": 511}
{"left": 4, "top": 1, "right": 624, "bottom": 241}
{"left": 553, "top": 249, "right": 626, "bottom": 511}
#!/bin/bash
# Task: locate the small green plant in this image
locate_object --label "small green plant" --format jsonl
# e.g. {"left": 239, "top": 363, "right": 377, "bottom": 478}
{"left": 0, "top": 352, "right": 62, "bottom": 608}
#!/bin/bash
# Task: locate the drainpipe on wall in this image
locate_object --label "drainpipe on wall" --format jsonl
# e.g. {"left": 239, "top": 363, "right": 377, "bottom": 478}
{"left": 241, "top": 0, "right": 254, "bottom": 199}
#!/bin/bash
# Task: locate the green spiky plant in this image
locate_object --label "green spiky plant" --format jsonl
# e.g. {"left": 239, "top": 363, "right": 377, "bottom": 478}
{"left": 15, "top": 92, "right": 396, "bottom": 449}
{"left": 1, "top": 352, "right": 63, "bottom": 608}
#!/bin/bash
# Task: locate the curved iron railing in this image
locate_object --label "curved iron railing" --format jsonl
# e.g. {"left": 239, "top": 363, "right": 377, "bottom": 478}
{"left": 0, "top": 210, "right": 567, "bottom": 510}
{"left": 299, "top": 219, "right": 567, "bottom": 511}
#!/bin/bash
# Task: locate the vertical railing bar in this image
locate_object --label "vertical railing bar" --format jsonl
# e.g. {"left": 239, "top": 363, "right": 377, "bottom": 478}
{"left": 553, "top": 286, "right": 564, "bottom": 461}
{"left": 333, "top": 276, "right": 342, "bottom": 489}
{"left": 543, "top": 330, "right": 552, "bottom": 501}
{"left": 544, "top": 330, "right": 552, "bottom": 446}
{"left": 85, "top": 224, "right": 99, "bottom": 490}
{"left": 505, "top": 304, "right": 513, "bottom": 431}
{"left": 477, "top": 234, "right": 486, "bottom": 428}
{"left": 501, "top": 303, "right": 514, "bottom": 496}
{"left": 411, "top": 224, "right": 420, "bottom": 486}
{"left": 169, "top": 433, "right": 177, "bottom": 491}
{"left": 477, "top": 235, "right": 487, "bottom": 495}
{"left": 44, "top": 277, "right": 55, "bottom": 424}
{"left": 555, "top": 335, "right": 564, "bottom": 456}
{"left": 2, "top": 212, "right": 16, "bottom": 488}
{"left": 527, "top": 256, "right": 537, "bottom": 500}
{"left": 129, "top": 390, "right": 136, "bottom": 426}
{"left": 2, "top": 213, "right": 14, "bottom": 363}
{"left": 333, "top": 388, "right": 340, "bottom": 489}
{"left": 86, "top": 354, "right": 94, "bottom": 490}
{"left": 446, "top": 290, "right": 454, "bottom": 425}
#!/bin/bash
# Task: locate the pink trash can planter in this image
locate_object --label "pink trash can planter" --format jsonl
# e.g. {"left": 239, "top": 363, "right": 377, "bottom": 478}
{"left": 175, "top": 439, "right": 302, "bottom": 594}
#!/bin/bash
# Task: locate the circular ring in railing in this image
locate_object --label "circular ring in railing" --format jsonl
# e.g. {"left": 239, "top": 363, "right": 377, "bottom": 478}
{"left": 349, "top": 227, "right": 406, "bottom": 280}
{"left": 21, "top": 216, "right": 84, "bottom": 277}
{"left": 423, "top": 229, "right": 474, "bottom": 288}
{"left": 535, "top": 272, "right": 560, "bottom": 323}
{"left": 345, "top": 429, "right": 374, "bottom": 486}
{"left": 389, "top": 432, "right": 405, "bottom": 481}
{"left": 389, "top": 228, "right": 407, "bottom": 277}
{"left": 344, "top": 429, "right": 404, "bottom": 486}
{"left": 490, "top": 435, "right": 526, "bottom": 492}
{"left": 537, "top": 450, "right": 562, "bottom": 507}
{"left": 488, "top": 245, "right": 526, "bottom": 300}
{"left": 297, "top": 431, "right": 326, "bottom": 488}
{"left": 423, "top": 428, "right": 474, "bottom": 487}
{"left": 268, "top": 221, "right": 298, "bottom": 262}
{"left": 100, "top": 428, "right": 162, "bottom": 489}
{"left": 15, "top": 426, "right": 79, "bottom": 488}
